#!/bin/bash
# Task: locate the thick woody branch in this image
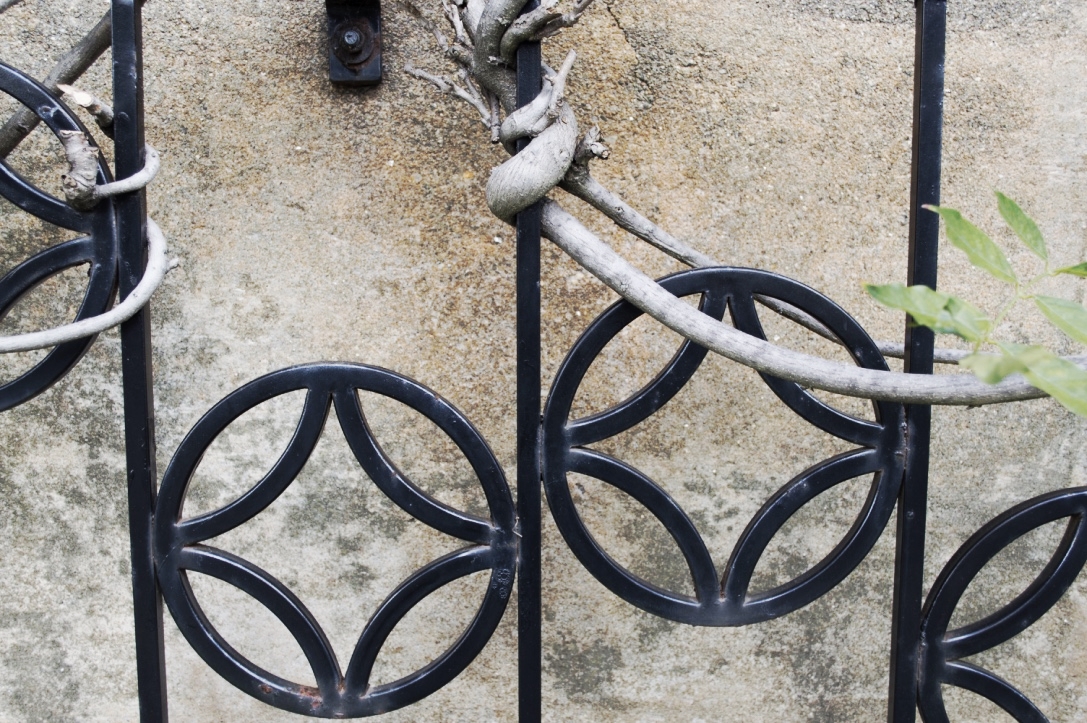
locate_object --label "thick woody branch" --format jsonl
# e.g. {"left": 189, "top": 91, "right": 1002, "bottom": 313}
{"left": 539, "top": 198, "right": 1084, "bottom": 406}
{"left": 562, "top": 160, "right": 971, "bottom": 364}
{"left": 499, "top": 79, "right": 555, "bottom": 148}
{"left": 488, "top": 91, "right": 501, "bottom": 142}
{"left": 499, "top": 2, "right": 561, "bottom": 61}
{"left": 463, "top": 0, "right": 486, "bottom": 42}
{"left": 473, "top": 0, "right": 529, "bottom": 111}
{"left": 561, "top": 163, "right": 717, "bottom": 268}
{"left": 58, "top": 130, "right": 99, "bottom": 210}
{"left": 0, "top": 11, "right": 112, "bottom": 158}
{"left": 499, "top": 0, "right": 595, "bottom": 60}
{"left": 488, "top": 101, "right": 578, "bottom": 220}
{"left": 536, "top": 0, "right": 596, "bottom": 39}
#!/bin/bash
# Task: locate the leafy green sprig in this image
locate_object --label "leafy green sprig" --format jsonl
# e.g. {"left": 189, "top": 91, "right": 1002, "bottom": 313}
{"left": 866, "top": 192, "right": 1087, "bottom": 416}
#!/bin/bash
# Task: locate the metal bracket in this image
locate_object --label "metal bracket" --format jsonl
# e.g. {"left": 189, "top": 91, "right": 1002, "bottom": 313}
{"left": 327, "top": 0, "right": 382, "bottom": 86}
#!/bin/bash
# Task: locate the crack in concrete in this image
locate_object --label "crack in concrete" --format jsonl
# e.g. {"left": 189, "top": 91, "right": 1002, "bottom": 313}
{"left": 602, "top": 0, "right": 633, "bottom": 52}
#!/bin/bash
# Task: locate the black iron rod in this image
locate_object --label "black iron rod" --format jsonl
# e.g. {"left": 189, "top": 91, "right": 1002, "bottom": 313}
{"left": 515, "top": 31, "right": 544, "bottom": 723}
{"left": 888, "top": 1, "right": 945, "bottom": 721}
{"left": 112, "top": 1, "right": 169, "bottom": 720}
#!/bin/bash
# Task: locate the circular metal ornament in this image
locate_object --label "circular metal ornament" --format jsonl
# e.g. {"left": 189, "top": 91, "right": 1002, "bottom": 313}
{"left": 154, "top": 363, "right": 516, "bottom": 718}
{"left": 0, "top": 62, "right": 118, "bottom": 411}
{"left": 542, "top": 267, "right": 905, "bottom": 626}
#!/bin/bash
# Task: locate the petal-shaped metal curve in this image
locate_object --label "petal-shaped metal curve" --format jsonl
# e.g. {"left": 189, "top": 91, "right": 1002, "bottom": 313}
{"left": 918, "top": 661, "right": 1048, "bottom": 723}
{"left": 343, "top": 545, "right": 514, "bottom": 705}
{"left": 334, "top": 386, "right": 495, "bottom": 544}
{"left": 0, "top": 237, "right": 96, "bottom": 311}
{"left": 727, "top": 269, "right": 895, "bottom": 442}
{"left": 171, "top": 390, "right": 331, "bottom": 545}
{"left": 0, "top": 63, "right": 118, "bottom": 410}
{"left": 166, "top": 546, "right": 342, "bottom": 707}
{"left": 155, "top": 363, "right": 516, "bottom": 718}
{"left": 552, "top": 282, "right": 729, "bottom": 448}
{"left": 0, "top": 223, "right": 117, "bottom": 411}
{"left": 918, "top": 487, "right": 1087, "bottom": 722}
{"left": 542, "top": 267, "right": 905, "bottom": 626}
{"left": 560, "top": 448, "right": 719, "bottom": 609}
{"left": 722, "top": 449, "right": 892, "bottom": 621}
{"left": 0, "top": 62, "right": 112, "bottom": 233}
{"left": 0, "top": 163, "right": 86, "bottom": 233}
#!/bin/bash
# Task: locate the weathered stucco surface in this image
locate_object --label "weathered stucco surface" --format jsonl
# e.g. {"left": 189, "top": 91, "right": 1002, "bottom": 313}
{"left": 1, "top": 0, "right": 1086, "bottom": 720}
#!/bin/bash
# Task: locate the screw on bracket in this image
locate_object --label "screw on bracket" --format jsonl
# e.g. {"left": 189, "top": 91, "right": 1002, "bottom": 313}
{"left": 327, "top": 0, "right": 382, "bottom": 86}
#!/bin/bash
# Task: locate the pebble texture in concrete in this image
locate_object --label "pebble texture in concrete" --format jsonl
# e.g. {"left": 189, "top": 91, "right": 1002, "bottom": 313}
{"left": 1, "top": 0, "right": 1086, "bottom": 720}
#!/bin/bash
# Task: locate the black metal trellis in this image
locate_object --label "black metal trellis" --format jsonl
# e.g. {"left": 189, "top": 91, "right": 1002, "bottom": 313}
{"left": 0, "top": 64, "right": 118, "bottom": 411}
{"left": 1, "top": 0, "right": 1085, "bottom": 720}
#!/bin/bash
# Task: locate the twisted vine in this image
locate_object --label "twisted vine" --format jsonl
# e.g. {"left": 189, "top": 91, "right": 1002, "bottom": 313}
{"left": 406, "top": 0, "right": 1087, "bottom": 407}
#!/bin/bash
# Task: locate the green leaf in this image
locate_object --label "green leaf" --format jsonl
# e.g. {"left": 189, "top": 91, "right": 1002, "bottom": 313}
{"left": 1056, "top": 262, "right": 1087, "bottom": 278}
{"left": 866, "top": 283, "right": 948, "bottom": 327}
{"left": 1035, "top": 295, "right": 1087, "bottom": 346}
{"left": 995, "top": 191, "right": 1046, "bottom": 261}
{"left": 960, "top": 352, "right": 1026, "bottom": 384}
{"left": 865, "top": 283, "right": 990, "bottom": 343}
{"left": 996, "top": 341, "right": 1052, "bottom": 365}
{"left": 864, "top": 283, "right": 947, "bottom": 321}
{"left": 945, "top": 296, "right": 992, "bottom": 343}
{"left": 926, "top": 205, "right": 1017, "bottom": 285}
{"left": 1014, "top": 346, "right": 1087, "bottom": 417}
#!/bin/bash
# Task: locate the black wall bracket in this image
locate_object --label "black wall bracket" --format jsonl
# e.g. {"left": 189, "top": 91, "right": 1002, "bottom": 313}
{"left": 327, "top": 0, "right": 382, "bottom": 86}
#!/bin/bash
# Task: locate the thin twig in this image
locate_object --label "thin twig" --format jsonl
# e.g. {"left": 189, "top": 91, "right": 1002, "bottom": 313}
{"left": 461, "top": 68, "right": 484, "bottom": 105}
{"left": 561, "top": 164, "right": 716, "bottom": 267}
{"left": 752, "top": 294, "right": 971, "bottom": 363}
{"left": 473, "top": 0, "right": 530, "bottom": 112}
{"left": 57, "top": 84, "right": 115, "bottom": 135}
{"left": 404, "top": 63, "right": 492, "bottom": 125}
{"left": 397, "top": 0, "right": 474, "bottom": 66}
{"left": 441, "top": 0, "right": 473, "bottom": 47}
{"left": 545, "top": 50, "right": 576, "bottom": 119}
{"left": 561, "top": 163, "right": 970, "bottom": 364}
{"left": 0, "top": 11, "right": 112, "bottom": 158}
{"left": 395, "top": 0, "right": 451, "bottom": 48}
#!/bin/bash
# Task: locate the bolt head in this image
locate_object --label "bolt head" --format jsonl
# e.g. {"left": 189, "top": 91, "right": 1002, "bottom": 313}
{"left": 333, "top": 21, "right": 375, "bottom": 68}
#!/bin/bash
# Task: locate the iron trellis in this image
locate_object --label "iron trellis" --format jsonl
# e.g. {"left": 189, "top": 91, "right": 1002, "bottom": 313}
{"left": 0, "top": 0, "right": 1084, "bottom": 720}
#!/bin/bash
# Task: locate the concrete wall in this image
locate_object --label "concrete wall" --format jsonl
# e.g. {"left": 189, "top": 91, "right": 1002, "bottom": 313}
{"left": 1, "top": 0, "right": 1086, "bottom": 720}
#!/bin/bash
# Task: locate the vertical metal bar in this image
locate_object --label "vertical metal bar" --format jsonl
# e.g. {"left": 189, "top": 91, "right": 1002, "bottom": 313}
{"left": 112, "top": 1, "right": 169, "bottom": 720}
{"left": 888, "top": 1, "right": 945, "bottom": 721}
{"left": 515, "top": 20, "right": 543, "bottom": 723}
